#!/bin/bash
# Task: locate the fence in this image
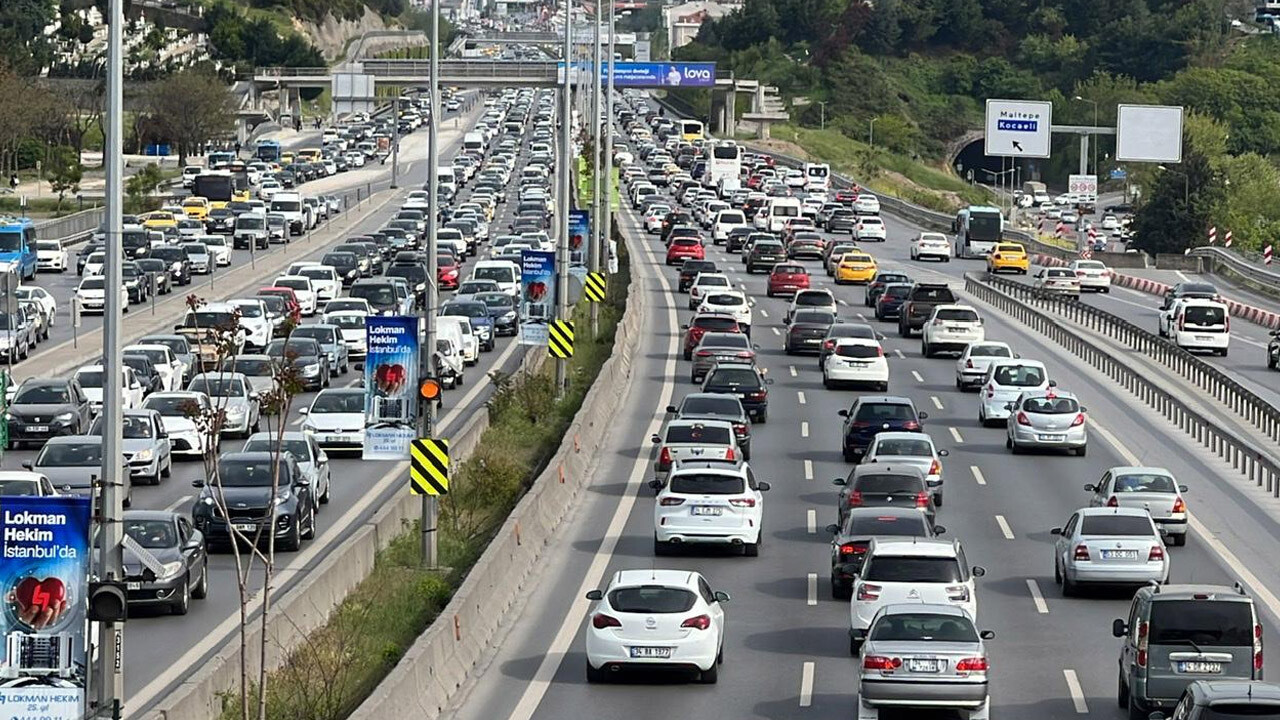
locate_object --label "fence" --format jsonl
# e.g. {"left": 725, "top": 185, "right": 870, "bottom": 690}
{"left": 33, "top": 208, "right": 105, "bottom": 244}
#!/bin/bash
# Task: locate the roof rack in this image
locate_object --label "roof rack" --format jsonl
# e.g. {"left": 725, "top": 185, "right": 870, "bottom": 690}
{"left": 1147, "top": 579, "right": 1162, "bottom": 594}
{"left": 1235, "top": 581, "right": 1247, "bottom": 595}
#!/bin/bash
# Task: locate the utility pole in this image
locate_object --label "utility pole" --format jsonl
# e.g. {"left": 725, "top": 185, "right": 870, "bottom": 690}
{"left": 556, "top": 0, "right": 573, "bottom": 397}
{"left": 602, "top": 0, "right": 616, "bottom": 281}
{"left": 390, "top": 96, "right": 400, "bottom": 190}
{"left": 589, "top": 0, "right": 602, "bottom": 336}
{"left": 420, "top": 0, "right": 441, "bottom": 569}
{"left": 95, "top": 0, "right": 125, "bottom": 713}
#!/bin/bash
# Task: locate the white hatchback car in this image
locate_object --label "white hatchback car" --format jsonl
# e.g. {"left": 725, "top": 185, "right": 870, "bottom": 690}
{"left": 977, "top": 359, "right": 1050, "bottom": 426}
{"left": 584, "top": 569, "right": 729, "bottom": 684}
{"left": 650, "top": 459, "right": 770, "bottom": 556}
{"left": 855, "top": 216, "right": 887, "bottom": 242}
{"left": 954, "top": 341, "right": 1015, "bottom": 390}
{"left": 688, "top": 272, "right": 733, "bottom": 310}
{"left": 696, "top": 291, "right": 752, "bottom": 335}
{"left": 822, "top": 338, "right": 889, "bottom": 391}
{"left": 921, "top": 305, "right": 985, "bottom": 357}
{"left": 1068, "top": 260, "right": 1112, "bottom": 292}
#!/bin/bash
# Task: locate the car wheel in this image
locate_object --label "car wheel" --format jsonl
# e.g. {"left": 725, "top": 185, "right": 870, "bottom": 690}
{"left": 1129, "top": 694, "right": 1148, "bottom": 720}
{"left": 161, "top": 457, "right": 172, "bottom": 479}
{"left": 683, "top": 349, "right": 692, "bottom": 361}
{"left": 1076, "top": 445, "right": 1088, "bottom": 457}
{"left": 171, "top": 574, "right": 191, "bottom": 615}
{"left": 898, "top": 322, "right": 908, "bottom": 338}
{"left": 1117, "top": 671, "right": 1130, "bottom": 709}
{"left": 301, "top": 504, "right": 316, "bottom": 540}
{"left": 122, "top": 484, "right": 132, "bottom": 508}
{"left": 843, "top": 446, "right": 857, "bottom": 463}
{"left": 281, "top": 520, "right": 302, "bottom": 551}
{"left": 1171, "top": 532, "right": 1186, "bottom": 547}
{"left": 698, "top": 662, "right": 719, "bottom": 684}
{"left": 1054, "top": 558, "right": 1062, "bottom": 585}
{"left": 755, "top": 409, "right": 767, "bottom": 424}
{"left": 849, "top": 636, "right": 862, "bottom": 656}
{"left": 823, "top": 374, "right": 833, "bottom": 389}
{"left": 193, "top": 563, "right": 209, "bottom": 599}
{"left": 921, "top": 341, "right": 930, "bottom": 358}
{"left": 933, "top": 493, "right": 942, "bottom": 507}
{"left": 1061, "top": 571, "right": 1076, "bottom": 597}
{"left": 744, "top": 540, "right": 759, "bottom": 557}
{"left": 832, "top": 579, "right": 852, "bottom": 600}
{"left": 585, "top": 660, "right": 608, "bottom": 684}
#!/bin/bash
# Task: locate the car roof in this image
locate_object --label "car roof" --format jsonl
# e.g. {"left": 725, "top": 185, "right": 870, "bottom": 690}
{"left": 43, "top": 435, "right": 101, "bottom": 446}
{"left": 1141, "top": 583, "right": 1254, "bottom": 602}
{"left": 853, "top": 464, "right": 927, "bottom": 479}
{"left": 1018, "top": 389, "right": 1079, "bottom": 401}
{"left": 221, "top": 451, "right": 284, "bottom": 463}
{"left": 1192, "top": 680, "right": 1280, "bottom": 703}
{"left": 122, "top": 509, "right": 178, "bottom": 521}
{"left": 668, "top": 459, "right": 747, "bottom": 475}
{"left": 1076, "top": 506, "right": 1153, "bottom": 518}
{"left": 855, "top": 395, "right": 916, "bottom": 406}
{"left": 869, "top": 538, "right": 957, "bottom": 557}
{"left": 878, "top": 602, "right": 972, "bottom": 619}
{"left": 245, "top": 431, "right": 310, "bottom": 443}
{"left": 872, "top": 431, "right": 935, "bottom": 444}
{"left": 1106, "top": 466, "right": 1175, "bottom": 476}
{"left": 612, "top": 568, "right": 698, "bottom": 588}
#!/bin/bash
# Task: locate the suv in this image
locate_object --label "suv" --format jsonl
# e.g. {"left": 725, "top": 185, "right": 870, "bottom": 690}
{"left": 665, "top": 393, "right": 752, "bottom": 459}
{"left": 826, "top": 507, "right": 941, "bottom": 598}
{"left": 6, "top": 377, "right": 94, "bottom": 448}
{"left": 701, "top": 362, "right": 771, "bottom": 423}
{"left": 921, "top": 304, "right": 985, "bottom": 357}
{"left": 745, "top": 240, "right": 786, "bottom": 274}
{"left": 1150, "top": 680, "right": 1280, "bottom": 720}
{"left": 898, "top": 283, "right": 958, "bottom": 337}
{"left": 1115, "top": 584, "right": 1263, "bottom": 720}
{"left": 648, "top": 458, "right": 770, "bottom": 556}
{"left": 838, "top": 396, "right": 927, "bottom": 462}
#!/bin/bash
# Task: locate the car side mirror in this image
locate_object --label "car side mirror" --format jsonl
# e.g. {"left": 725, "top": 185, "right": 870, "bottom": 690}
{"left": 1113, "top": 619, "right": 1128, "bottom": 637}
{"left": 831, "top": 477, "right": 846, "bottom": 487}
{"left": 647, "top": 479, "right": 662, "bottom": 490}
{"left": 764, "top": 378, "right": 775, "bottom": 385}
{"left": 183, "top": 538, "right": 202, "bottom": 552}
{"left": 173, "top": 324, "right": 183, "bottom": 331}
{"left": 1048, "top": 379, "right": 1058, "bottom": 387}
{"left": 917, "top": 412, "right": 928, "bottom": 420}
{"left": 297, "top": 408, "right": 308, "bottom": 415}
{"left": 191, "top": 479, "right": 204, "bottom": 488}
{"left": 1179, "top": 485, "right": 1188, "bottom": 493}
{"left": 585, "top": 589, "right": 603, "bottom": 601}
{"left": 1005, "top": 402, "right": 1015, "bottom": 411}
{"left": 757, "top": 481, "right": 771, "bottom": 492}
{"left": 713, "top": 591, "right": 730, "bottom": 603}
{"left": 932, "top": 525, "right": 947, "bottom": 535}
{"left": 979, "top": 629, "right": 995, "bottom": 640}
{"left": 20, "top": 462, "right": 32, "bottom": 470}
{"left": 971, "top": 566, "right": 986, "bottom": 577}
{"left": 650, "top": 434, "right": 661, "bottom": 444}
{"left": 838, "top": 409, "right": 849, "bottom": 417}
{"left": 825, "top": 523, "right": 840, "bottom": 534}
{"left": 665, "top": 405, "right": 677, "bottom": 413}
{"left": 938, "top": 449, "right": 949, "bottom": 457}
{"left": 1083, "top": 484, "right": 1097, "bottom": 492}
{"left": 1050, "top": 527, "right": 1063, "bottom": 536}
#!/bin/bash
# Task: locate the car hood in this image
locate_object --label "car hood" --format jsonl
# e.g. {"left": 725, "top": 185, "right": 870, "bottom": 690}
{"left": 122, "top": 438, "right": 161, "bottom": 455}
{"left": 123, "top": 545, "right": 182, "bottom": 576}
{"left": 304, "top": 411, "right": 364, "bottom": 430}
{"left": 203, "top": 485, "right": 278, "bottom": 510}
{"left": 38, "top": 466, "right": 102, "bottom": 489}
{"left": 157, "top": 414, "right": 198, "bottom": 434}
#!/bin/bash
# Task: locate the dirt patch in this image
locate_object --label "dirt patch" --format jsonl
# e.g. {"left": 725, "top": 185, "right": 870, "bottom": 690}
{"left": 750, "top": 139, "right": 812, "bottom": 161}
{"left": 295, "top": 7, "right": 390, "bottom": 61}
{"left": 880, "top": 169, "right": 966, "bottom": 210}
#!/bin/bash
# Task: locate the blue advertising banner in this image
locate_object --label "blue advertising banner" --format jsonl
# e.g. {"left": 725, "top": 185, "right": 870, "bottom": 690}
{"left": 0, "top": 496, "right": 91, "bottom": 720}
{"left": 558, "top": 62, "right": 717, "bottom": 88}
{"left": 569, "top": 210, "right": 589, "bottom": 267}
{"left": 519, "top": 250, "right": 556, "bottom": 346}
{"left": 363, "top": 316, "right": 419, "bottom": 460}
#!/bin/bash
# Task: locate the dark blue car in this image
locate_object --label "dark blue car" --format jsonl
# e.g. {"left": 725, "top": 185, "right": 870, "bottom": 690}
{"left": 874, "top": 283, "right": 913, "bottom": 321}
{"left": 440, "top": 300, "right": 496, "bottom": 351}
{"left": 839, "top": 396, "right": 927, "bottom": 462}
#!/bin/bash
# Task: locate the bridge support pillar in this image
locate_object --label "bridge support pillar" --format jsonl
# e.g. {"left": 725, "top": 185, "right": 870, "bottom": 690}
{"left": 724, "top": 88, "right": 736, "bottom": 138}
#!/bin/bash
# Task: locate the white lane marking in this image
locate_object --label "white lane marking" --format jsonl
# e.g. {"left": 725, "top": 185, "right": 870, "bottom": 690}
{"left": 739, "top": 283, "right": 747, "bottom": 290}
{"left": 970, "top": 465, "right": 987, "bottom": 485}
{"left": 789, "top": 365, "right": 797, "bottom": 377}
{"left": 911, "top": 370, "right": 924, "bottom": 383}
{"left": 801, "top": 421, "right": 810, "bottom": 438}
{"left": 806, "top": 509, "right": 816, "bottom": 534}
{"left": 1027, "top": 578, "right": 1049, "bottom": 614}
{"left": 804, "top": 459, "right": 814, "bottom": 480}
{"left": 806, "top": 573, "right": 818, "bottom": 606}
{"left": 931, "top": 395, "right": 944, "bottom": 410}
{"left": 290, "top": 415, "right": 304, "bottom": 426}
{"left": 163, "top": 494, "right": 192, "bottom": 514}
{"left": 1063, "top": 669, "right": 1089, "bottom": 714}
{"left": 772, "top": 327, "right": 781, "bottom": 336}
{"left": 856, "top": 312, "right": 866, "bottom": 321}
{"left": 995, "top": 514, "right": 1014, "bottom": 540}
{"left": 894, "top": 349, "right": 905, "bottom": 359}
{"left": 949, "top": 427, "right": 964, "bottom": 443}
{"left": 1175, "top": 270, "right": 1190, "bottom": 282}
{"left": 838, "top": 299, "right": 849, "bottom": 306}
{"left": 797, "top": 391, "right": 807, "bottom": 405}
{"left": 799, "top": 661, "right": 815, "bottom": 707}
{"left": 760, "top": 308, "right": 769, "bottom": 318}
{"left": 1090, "top": 417, "right": 1280, "bottom": 625}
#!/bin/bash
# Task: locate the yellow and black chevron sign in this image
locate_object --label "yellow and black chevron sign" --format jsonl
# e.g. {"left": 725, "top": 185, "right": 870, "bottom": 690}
{"left": 409, "top": 438, "right": 449, "bottom": 496}
{"left": 584, "top": 272, "right": 607, "bottom": 303}
{"left": 548, "top": 320, "right": 574, "bottom": 358}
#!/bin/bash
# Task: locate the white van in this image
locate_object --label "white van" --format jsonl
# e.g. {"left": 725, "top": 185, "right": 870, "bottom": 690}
{"left": 463, "top": 131, "right": 486, "bottom": 154}
{"left": 1161, "top": 298, "right": 1231, "bottom": 355}
{"left": 803, "top": 163, "right": 831, "bottom": 191}
{"left": 436, "top": 168, "right": 458, "bottom": 200}
{"left": 436, "top": 315, "right": 478, "bottom": 365}
{"left": 712, "top": 209, "right": 747, "bottom": 244}
{"left": 431, "top": 321, "right": 465, "bottom": 388}
{"left": 469, "top": 260, "right": 520, "bottom": 296}
{"left": 755, "top": 197, "right": 802, "bottom": 233}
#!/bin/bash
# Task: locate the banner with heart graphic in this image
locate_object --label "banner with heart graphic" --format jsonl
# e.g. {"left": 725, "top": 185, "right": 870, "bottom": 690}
{"left": 519, "top": 249, "right": 557, "bottom": 346}
{"left": 363, "top": 315, "right": 419, "bottom": 461}
{"left": 0, "top": 495, "right": 91, "bottom": 719}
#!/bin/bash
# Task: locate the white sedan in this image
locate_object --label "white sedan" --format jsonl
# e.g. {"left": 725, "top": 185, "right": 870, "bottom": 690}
{"left": 1067, "top": 259, "right": 1112, "bottom": 292}
{"left": 36, "top": 241, "right": 69, "bottom": 272}
{"left": 584, "top": 569, "right": 728, "bottom": 684}
{"left": 644, "top": 205, "right": 671, "bottom": 234}
{"left": 855, "top": 217, "right": 887, "bottom": 242}
{"left": 909, "top": 232, "right": 952, "bottom": 262}
{"left": 822, "top": 338, "right": 889, "bottom": 390}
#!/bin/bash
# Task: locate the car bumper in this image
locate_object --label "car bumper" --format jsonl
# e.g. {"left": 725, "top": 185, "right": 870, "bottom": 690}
{"left": 1066, "top": 561, "right": 1167, "bottom": 585}
{"left": 769, "top": 283, "right": 807, "bottom": 294}
{"left": 1174, "top": 332, "right": 1230, "bottom": 350}
{"left": 989, "top": 260, "right": 1029, "bottom": 272}
{"left": 306, "top": 429, "right": 365, "bottom": 449}
{"left": 168, "top": 431, "right": 205, "bottom": 456}
{"left": 128, "top": 455, "right": 162, "bottom": 477}
{"left": 1009, "top": 424, "right": 1087, "bottom": 448}
{"left": 837, "top": 270, "right": 876, "bottom": 283}
{"left": 1155, "top": 517, "right": 1188, "bottom": 536}
{"left": 125, "top": 573, "right": 189, "bottom": 606}
{"left": 860, "top": 679, "right": 989, "bottom": 709}
{"left": 7, "top": 420, "right": 80, "bottom": 442}
{"left": 197, "top": 516, "right": 295, "bottom": 544}
{"left": 826, "top": 364, "right": 889, "bottom": 384}
{"left": 787, "top": 335, "right": 825, "bottom": 354}
{"left": 1079, "top": 276, "right": 1111, "bottom": 289}
{"left": 655, "top": 521, "right": 759, "bottom": 545}
{"left": 585, "top": 630, "right": 717, "bottom": 673}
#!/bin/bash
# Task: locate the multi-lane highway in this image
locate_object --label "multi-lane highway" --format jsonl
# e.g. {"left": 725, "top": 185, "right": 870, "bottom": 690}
{"left": 440, "top": 112, "right": 1280, "bottom": 720}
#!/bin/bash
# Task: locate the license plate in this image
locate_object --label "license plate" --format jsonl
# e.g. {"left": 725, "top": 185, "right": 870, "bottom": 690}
{"left": 1178, "top": 661, "right": 1222, "bottom": 674}
{"left": 1195, "top": 335, "right": 1213, "bottom": 341}
{"left": 691, "top": 506, "right": 723, "bottom": 516}
{"left": 1101, "top": 549, "right": 1139, "bottom": 559}
{"left": 321, "top": 435, "right": 342, "bottom": 443}
{"left": 1038, "top": 434, "right": 1066, "bottom": 442}
{"left": 126, "top": 582, "right": 142, "bottom": 590}
{"left": 906, "top": 658, "right": 942, "bottom": 673}
{"left": 232, "top": 523, "right": 257, "bottom": 532}
{"left": 630, "top": 646, "right": 673, "bottom": 658}
{"left": 26, "top": 426, "right": 48, "bottom": 433}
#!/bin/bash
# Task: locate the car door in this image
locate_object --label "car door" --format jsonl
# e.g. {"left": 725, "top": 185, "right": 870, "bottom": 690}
{"left": 177, "top": 516, "right": 205, "bottom": 583}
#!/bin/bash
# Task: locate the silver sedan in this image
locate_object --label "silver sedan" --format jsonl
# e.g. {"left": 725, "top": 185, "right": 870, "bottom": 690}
{"left": 1052, "top": 506, "right": 1169, "bottom": 595}
{"left": 1005, "top": 389, "right": 1087, "bottom": 456}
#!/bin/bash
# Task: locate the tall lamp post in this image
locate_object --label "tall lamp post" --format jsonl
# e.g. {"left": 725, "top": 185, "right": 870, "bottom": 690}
{"left": 817, "top": 101, "right": 826, "bottom": 131}
{"left": 868, "top": 116, "right": 878, "bottom": 150}
{"left": 1157, "top": 164, "right": 1190, "bottom": 204}
{"left": 1073, "top": 95, "right": 1099, "bottom": 175}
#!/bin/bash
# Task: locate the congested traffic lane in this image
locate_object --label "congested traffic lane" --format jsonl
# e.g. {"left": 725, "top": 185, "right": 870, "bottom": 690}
{"left": 446, "top": 179, "right": 1280, "bottom": 720}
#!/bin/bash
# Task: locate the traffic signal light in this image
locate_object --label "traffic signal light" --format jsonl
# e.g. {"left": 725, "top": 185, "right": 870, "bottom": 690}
{"left": 88, "top": 581, "right": 127, "bottom": 623}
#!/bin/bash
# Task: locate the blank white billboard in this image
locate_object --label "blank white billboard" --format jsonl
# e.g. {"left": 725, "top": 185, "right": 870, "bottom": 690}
{"left": 1116, "top": 104, "right": 1184, "bottom": 163}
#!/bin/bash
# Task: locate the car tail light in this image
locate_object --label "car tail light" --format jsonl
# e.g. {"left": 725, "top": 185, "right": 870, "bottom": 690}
{"left": 1226, "top": 315, "right": 1231, "bottom": 332}
{"left": 902, "top": 420, "right": 920, "bottom": 430}
{"left": 1178, "top": 314, "right": 1185, "bottom": 331}
{"left": 840, "top": 543, "right": 868, "bottom": 556}
{"left": 852, "top": 421, "right": 871, "bottom": 429}
{"left": 737, "top": 352, "right": 754, "bottom": 358}
{"left": 729, "top": 497, "right": 756, "bottom": 508}
{"left": 1015, "top": 412, "right": 1031, "bottom": 426}
{"left": 1071, "top": 413, "right": 1085, "bottom": 427}
{"left": 915, "top": 492, "right": 929, "bottom": 508}
{"left": 592, "top": 613, "right": 621, "bottom": 629}
{"left": 1073, "top": 544, "right": 1090, "bottom": 561}
{"left": 1137, "top": 622, "right": 1149, "bottom": 667}
{"left": 1172, "top": 497, "right": 1187, "bottom": 513}
{"left": 965, "top": 359, "right": 974, "bottom": 368}
{"left": 725, "top": 447, "right": 736, "bottom": 461}
{"left": 1149, "top": 545, "right": 1164, "bottom": 562}
{"left": 659, "top": 447, "right": 672, "bottom": 467}
{"left": 946, "top": 584, "right": 970, "bottom": 602}
{"left": 863, "top": 655, "right": 900, "bottom": 671}
{"left": 985, "top": 385, "right": 995, "bottom": 399}
{"left": 748, "top": 391, "right": 766, "bottom": 400}
{"left": 956, "top": 657, "right": 989, "bottom": 673}
{"left": 876, "top": 347, "right": 884, "bottom": 357}
{"left": 733, "top": 423, "right": 748, "bottom": 436}
{"left": 848, "top": 491, "right": 863, "bottom": 507}
{"left": 681, "top": 614, "right": 712, "bottom": 631}
{"left": 856, "top": 583, "right": 881, "bottom": 601}
{"left": 696, "top": 350, "right": 713, "bottom": 357}
{"left": 1076, "top": 270, "right": 1086, "bottom": 276}
{"left": 659, "top": 497, "right": 685, "bottom": 506}
{"left": 1255, "top": 624, "right": 1264, "bottom": 671}
{"left": 929, "top": 459, "right": 941, "bottom": 476}
{"left": 1107, "top": 496, "right": 1119, "bottom": 507}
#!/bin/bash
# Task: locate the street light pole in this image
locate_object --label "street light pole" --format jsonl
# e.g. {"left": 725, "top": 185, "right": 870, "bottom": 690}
{"left": 602, "top": 0, "right": 616, "bottom": 282}
{"left": 818, "top": 101, "right": 826, "bottom": 131}
{"left": 420, "top": 0, "right": 441, "bottom": 569}
{"left": 1073, "top": 96, "right": 1099, "bottom": 175}
{"left": 556, "top": 0, "right": 573, "bottom": 397}
{"left": 589, "top": 0, "right": 602, "bottom": 336}
{"left": 868, "top": 116, "right": 878, "bottom": 149}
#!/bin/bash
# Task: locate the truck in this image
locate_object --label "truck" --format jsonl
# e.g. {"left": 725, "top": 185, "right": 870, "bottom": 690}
{"left": 1022, "top": 181, "right": 1050, "bottom": 206}
{"left": 0, "top": 217, "right": 38, "bottom": 281}
{"left": 952, "top": 205, "right": 1005, "bottom": 259}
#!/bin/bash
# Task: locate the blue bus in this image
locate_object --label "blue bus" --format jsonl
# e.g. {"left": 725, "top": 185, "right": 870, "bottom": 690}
{"left": 255, "top": 139, "right": 282, "bottom": 163}
{"left": 0, "top": 218, "right": 38, "bottom": 281}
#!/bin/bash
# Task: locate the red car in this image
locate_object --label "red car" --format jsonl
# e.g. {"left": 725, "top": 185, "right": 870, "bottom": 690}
{"left": 746, "top": 174, "right": 766, "bottom": 190}
{"left": 437, "top": 254, "right": 460, "bottom": 290}
{"left": 767, "top": 263, "right": 811, "bottom": 297}
{"left": 682, "top": 313, "right": 744, "bottom": 360}
{"left": 257, "top": 286, "right": 301, "bottom": 320}
{"left": 666, "top": 237, "right": 705, "bottom": 265}
{"left": 835, "top": 188, "right": 860, "bottom": 205}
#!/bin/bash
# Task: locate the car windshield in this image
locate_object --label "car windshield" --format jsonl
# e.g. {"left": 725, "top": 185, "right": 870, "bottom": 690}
{"left": 116, "top": 415, "right": 156, "bottom": 439}
{"left": 0, "top": 480, "right": 42, "bottom": 495}
{"left": 123, "top": 519, "right": 176, "bottom": 549}
{"left": 1147, "top": 600, "right": 1254, "bottom": 646}
{"left": 310, "top": 392, "right": 363, "bottom": 413}
{"left": 969, "top": 344, "right": 1012, "bottom": 358}
{"left": 993, "top": 365, "right": 1045, "bottom": 387}
{"left": 352, "top": 286, "right": 397, "bottom": 305}
{"left": 181, "top": 312, "right": 237, "bottom": 330}
{"left": 15, "top": 385, "right": 70, "bottom": 404}
{"left": 188, "top": 378, "right": 245, "bottom": 397}
{"left": 1079, "top": 515, "right": 1154, "bottom": 536}
{"left": 442, "top": 303, "right": 487, "bottom": 319}
{"left": 848, "top": 514, "right": 930, "bottom": 536}
{"left": 326, "top": 315, "right": 365, "bottom": 330}
{"left": 665, "top": 425, "right": 732, "bottom": 444}
{"left": 37, "top": 442, "right": 102, "bottom": 467}
{"left": 144, "top": 395, "right": 203, "bottom": 416}
{"left": 864, "top": 557, "right": 963, "bottom": 583}
{"left": 706, "top": 368, "right": 759, "bottom": 387}
{"left": 670, "top": 473, "right": 745, "bottom": 495}
{"left": 292, "top": 327, "right": 336, "bottom": 344}
{"left": 870, "top": 613, "right": 979, "bottom": 643}
{"left": 935, "top": 308, "right": 979, "bottom": 322}
{"left": 1023, "top": 396, "right": 1079, "bottom": 414}
{"left": 607, "top": 587, "right": 697, "bottom": 614}
{"left": 854, "top": 403, "right": 915, "bottom": 422}
{"left": 473, "top": 267, "right": 515, "bottom": 282}
{"left": 1112, "top": 473, "right": 1178, "bottom": 493}
{"left": 244, "top": 438, "right": 311, "bottom": 461}
{"left": 219, "top": 459, "right": 289, "bottom": 487}
{"left": 873, "top": 438, "right": 932, "bottom": 456}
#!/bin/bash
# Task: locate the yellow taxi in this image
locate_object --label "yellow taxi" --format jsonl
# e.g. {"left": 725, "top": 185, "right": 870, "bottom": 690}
{"left": 987, "top": 242, "right": 1030, "bottom": 274}
{"left": 280, "top": 151, "right": 296, "bottom": 165}
{"left": 835, "top": 251, "right": 878, "bottom": 284}
{"left": 140, "top": 210, "right": 178, "bottom": 229}
{"left": 180, "top": 197, "right": 210, "bottom": 221}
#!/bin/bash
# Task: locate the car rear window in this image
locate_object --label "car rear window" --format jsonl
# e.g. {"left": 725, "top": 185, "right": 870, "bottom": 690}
{"left": 864, "top": 556, "right": 963, "bottom": 583}
{"left": 1022, "top": 397, "right": 1079, "bottom": 414}
{"left": 680, "top": 396, "right": 742, "bottom": 416}
{"left": 854, "top": 473, "right": 923, "bottom": 494}
{"left": 1184, "top": 306, "right": 1225, "bottom": 326}
{"left": 873, "top": 438, "right": 932, "bottom": 456}
{"left": 993, "top": 365, "right": 1045, "bottom": 386}
{"left": 666, "top": 425, "right": 732, "bottom": 444}
{"left": 883, "top": 286, "right": 912, "bottom": 298}
{"left": 707, "top": 368, "right": 761, "bottom": 387}
{"left": 673, "top": 238, "right": 700, "bottom": 247}
{"left": 848, "top": 514, "right": 931, "bottom": 536}
{"left": 696, "top": 276, "right": 731, "bottom": 287}
{"left": 935, "top": 308, "right": 979, "bottom": 322}
{"left": 701, "top": 334, "right": 750, "bottom": 349}
{"left": 793, "top": 310, "right": 836, "bottom": 325}
{"left": 775, "top": 265, "right": 806, "bottom": 275}
{"left": 910, "top": 286, "right": 955, "bottom": 302}
{"left": 836, "top": 343, "right": 880, "bottom": 359}
{"left": 608, "top": 587, "right": 697, "bottom": 614}
{"left": 1112, "top": 473, "right": 1178, "bottom": 493}
{"left": 705, "top": 294, "right": 744, "bottom": 307}
{"left": 854, "top": 403, "right": 916, "bottom": 422}
{"left": 1148, "top": 600, "right": 1254, "bottom": 646}
{"left": 694, "top": 316, "right": 738, "bottom": 331}
{"left": 870, "top": 613, "right": 979, "bottom": 642}
{"left": 1079, "top": 515, "right": 1154, "bottom": 536}
{"left": 795, "top": 292, "right": 831, "bottom": 306}
{"left": 670, "top": 473, "right": 746, "bottom": 495}
{"left": 969, "top": 344, "right": 1012, "bottom": 358}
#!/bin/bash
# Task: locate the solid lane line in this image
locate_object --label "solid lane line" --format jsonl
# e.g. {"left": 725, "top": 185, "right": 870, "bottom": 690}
{"left": 797, "top": 391, "right": 807, "bottom": 405}
{"left": 949, "top": 427, "right": 964, "bottom": 443}
{"left": 911, "top": 370, "right": 924, "bottom": 383}
{"left": 931, "top": 395, "right": 944, "bottom": 410}
{"left": 164, "top": 494, "right": 192, "bottom": 514}
{"left": 995, "top": 514, "right": 1015, "bottom": 540}
{"left": 804, "top": 459, "right": 814, "bottom": 480}
{"left": 970, "top": 465, "right": 987, "bottom": 485}
{"left": 1027, "top": 578, "right": 1049, "bottom": 614}
{"left": 801, "top": 421, "right": 809, "bottom": 438}
{"left": 806, "top": 573, "right": 818, "bottom": 606}
{"left": 1063, "top": 669, "right": 1089, "bottom": 713}
{"left": 799, "top": 661, "right": 815, "bottom": 707}
{"left": 807, "top": 509, "right": 816, "bottom": 534}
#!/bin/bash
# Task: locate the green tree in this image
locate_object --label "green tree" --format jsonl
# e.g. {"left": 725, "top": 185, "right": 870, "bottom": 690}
{"left": 1131, "top": 115, "right": 1230, "bottom": 255}
{"left": 125, "top": 162, "right": 164, "bottom": 214}
{"left": 147, "top": 68, "right": 236, "bottom": 164}
{"left": 45, "top": 146, "right": 81, "bottom": 211}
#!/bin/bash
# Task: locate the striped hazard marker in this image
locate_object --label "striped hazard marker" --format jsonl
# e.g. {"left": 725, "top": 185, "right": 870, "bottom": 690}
{"left": 409, "top": 438, "right": 449, "bottom": 496}
{"left": 549, "top": 319, "right": 575, "bottom": 358}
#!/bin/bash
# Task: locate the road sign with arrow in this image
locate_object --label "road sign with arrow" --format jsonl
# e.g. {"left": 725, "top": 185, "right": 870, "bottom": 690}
{"left": 984, "top": 99, "right": 1053, "bottom": 158}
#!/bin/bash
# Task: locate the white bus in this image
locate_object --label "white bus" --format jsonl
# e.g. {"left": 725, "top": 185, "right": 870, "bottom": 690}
{"left": 706, "top": 140, "right": 743, "bottom": 189}
{"left": 803, "top": 163, "right": 831, "bottom": 191}
{"left": 952, "top": 205, "right": 1005, "bottom": 258}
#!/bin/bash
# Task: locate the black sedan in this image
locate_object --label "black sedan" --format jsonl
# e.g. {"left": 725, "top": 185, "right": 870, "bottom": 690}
{"left": 122, "top": 510, "right": 208, "bottom": 615}
{"left": 825, "top": 507, "right": 941, "bottom": 599}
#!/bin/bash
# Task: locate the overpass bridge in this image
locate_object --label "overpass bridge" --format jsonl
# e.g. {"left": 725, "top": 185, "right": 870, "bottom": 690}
{"left": 254, "top": 60, "right": 565, "bottom": 88}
